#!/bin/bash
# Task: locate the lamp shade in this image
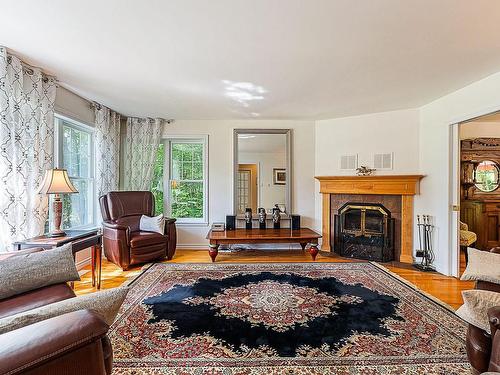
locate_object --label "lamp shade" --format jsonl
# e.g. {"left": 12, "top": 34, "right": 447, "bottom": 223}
{"left": 37, "top": 168, "right": 78, "bottom": 194}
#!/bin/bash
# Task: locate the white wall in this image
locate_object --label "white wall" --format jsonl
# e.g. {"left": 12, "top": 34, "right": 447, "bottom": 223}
{"left": 418, "top": 71, "right": 500, "bottom": 275}
{"left": 163, "top": 120, "right": 315, "bottom": 247}
{"left": 315, "top": 109, "right": 420, "bottom": 176}
{"left": 55, "top": 86, "right": 94, "bottom": 126}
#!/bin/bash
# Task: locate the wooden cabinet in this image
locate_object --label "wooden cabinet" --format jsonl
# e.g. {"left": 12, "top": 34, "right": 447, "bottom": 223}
{"left": 461, "top": 200, "right": 500, "bottom": 250}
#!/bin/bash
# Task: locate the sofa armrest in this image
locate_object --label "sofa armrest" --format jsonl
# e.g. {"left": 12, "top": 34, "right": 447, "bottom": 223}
{"left": 165, "top": 217, "right": 177, "bottom": 225}
{"left": 102, "top": 221, "right": 130, "bottom": 232}
{"left": 0, "top": 309, "right": 109, "bottom": 374}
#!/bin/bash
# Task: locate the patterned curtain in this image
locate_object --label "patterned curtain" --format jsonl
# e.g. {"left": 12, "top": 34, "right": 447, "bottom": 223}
{"left": 94, "top": 104, "right": 121, "bottom": 197}
{"left": 0, "top": 47, "right": 57, "bottom": 250}
{"left": 123, "top": 117, "right": 165, "bottom": 190}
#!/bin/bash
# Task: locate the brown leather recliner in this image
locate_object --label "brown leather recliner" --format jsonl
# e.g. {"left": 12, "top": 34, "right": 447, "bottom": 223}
{"left": 465, "top": 247, "right": 500, "bottom": 374}
{"left": 100, "top": 191, "right": 177, "bottom": 271}
{"left": 0, "top": 249, "right": 112, "bottom": 375}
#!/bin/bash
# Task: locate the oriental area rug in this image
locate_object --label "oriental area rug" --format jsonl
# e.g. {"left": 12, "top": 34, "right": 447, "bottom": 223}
{"left": 109, "top": 262, "right": 470, "bottom": 374}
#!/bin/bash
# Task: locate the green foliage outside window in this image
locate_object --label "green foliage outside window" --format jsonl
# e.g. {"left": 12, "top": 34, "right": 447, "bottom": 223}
{"left": 150, "top": 142, "right": 204, "bottom": 219}
{"left": 170, "top": 143, "right": 204, "bottom": 219}
{"left": 151, "top": 144, "right": 165, "bottom": 216}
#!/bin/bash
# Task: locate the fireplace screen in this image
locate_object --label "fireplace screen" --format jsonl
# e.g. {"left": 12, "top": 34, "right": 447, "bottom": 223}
{"left": 334, "top": 203, "right": 394, "bottom": 262}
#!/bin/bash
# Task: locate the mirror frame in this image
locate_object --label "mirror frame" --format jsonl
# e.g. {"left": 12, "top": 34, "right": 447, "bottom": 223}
{"left": 233, "top": 129, "right": 292, "bottom": 216}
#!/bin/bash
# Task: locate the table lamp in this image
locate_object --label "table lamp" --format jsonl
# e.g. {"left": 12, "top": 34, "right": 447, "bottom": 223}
{"left": 37, "top": 168, "right": 78, "bottom": 237}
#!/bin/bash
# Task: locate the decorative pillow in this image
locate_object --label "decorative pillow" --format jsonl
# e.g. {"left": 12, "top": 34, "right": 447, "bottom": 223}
{"left": 0, "top": 286, "right": 129, "bottom": 334}
{"left": 0, "top": 243, "right": 80, "bottom": 300}
{"left": 460, "top": 247, "right": 500, "bottom": 284}
{"left": 140, "top": 214, "right": 165, "bottom": 234}
{"left": 455, "top": 289, "right": 500, "bottom": 333}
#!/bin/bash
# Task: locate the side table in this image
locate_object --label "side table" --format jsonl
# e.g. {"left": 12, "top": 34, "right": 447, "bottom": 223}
{"left": 13, "top": 229, "right": 103, "bottom": 289}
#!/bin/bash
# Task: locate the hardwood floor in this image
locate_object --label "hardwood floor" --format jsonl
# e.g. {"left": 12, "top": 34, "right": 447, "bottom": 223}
{"left": 74, "top": 249, "right": 474, "bottom": 310}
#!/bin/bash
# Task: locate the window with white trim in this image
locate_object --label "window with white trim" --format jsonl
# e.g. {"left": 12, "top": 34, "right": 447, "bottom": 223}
{"left": 54, "top": 115, "right": 95, "bottom": 229}
{"left": 152, "top": 136, "right": 208, "bottom": 224}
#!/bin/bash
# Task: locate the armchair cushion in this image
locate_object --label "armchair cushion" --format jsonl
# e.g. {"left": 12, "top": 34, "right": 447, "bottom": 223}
{"left": 461, "top": 247, "right": 500, "bottom": 284}
{"left": 456, "top": 289, "right": 500, "bottom": 334}
{"left": 140, "top": 214, "right": 165, "bottom": 234}
{"left": 0, "top": 244, "right": 80, "bottom": 300}
{"left": 129, "top": 231, "right": 167, "bottom": 248}
{"left": 0, "top": 287, "right": 129, "bottom": 335}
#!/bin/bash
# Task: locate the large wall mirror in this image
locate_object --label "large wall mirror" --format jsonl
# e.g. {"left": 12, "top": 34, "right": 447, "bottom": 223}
{"left": 233, "top": 129, "right": 291, "bottom": 216}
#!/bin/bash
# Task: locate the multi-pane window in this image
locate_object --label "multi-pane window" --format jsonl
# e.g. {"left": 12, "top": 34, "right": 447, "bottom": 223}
{"left": 152, "top": 137, "right": 208, "bottom": 223}
{"left": 55, "top": 115, "right": 95, "bottom": 229}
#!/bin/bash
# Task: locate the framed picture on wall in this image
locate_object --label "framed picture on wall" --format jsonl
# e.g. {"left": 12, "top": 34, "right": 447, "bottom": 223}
{"left": 273, "top": 168, "right": 286, "bottom": 185}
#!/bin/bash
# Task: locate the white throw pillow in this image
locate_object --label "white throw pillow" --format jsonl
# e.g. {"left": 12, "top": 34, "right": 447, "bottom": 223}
{"left": 0, "top": 286, "right": 129, "bottom": 334}
{"left": 140, "top": 214, "right": 165, "bottom": 234}
{"left": 455, "top": 289, "right": 500, "bottom": 334}
{"left": 460, "top": 247, "right": 500, "bottom": 284}
{"left": 0, "top": 243, "right": 80, "bottom": 300}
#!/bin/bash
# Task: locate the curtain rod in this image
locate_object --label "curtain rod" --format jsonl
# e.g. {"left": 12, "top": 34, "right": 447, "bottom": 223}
{"left": 90, "top": 102, "right": 174, "bottom": 124}
{"left": 6, "top": 55, "right": 57, "bottom": 85}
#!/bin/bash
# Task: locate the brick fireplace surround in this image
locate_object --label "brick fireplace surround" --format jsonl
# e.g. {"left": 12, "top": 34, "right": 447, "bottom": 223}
{"left": 315, "top": 175, "right": 424, "bottom": 263}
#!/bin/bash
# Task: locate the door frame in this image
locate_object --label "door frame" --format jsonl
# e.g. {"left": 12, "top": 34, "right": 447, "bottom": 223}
{"left": 448, "top": 107, "right": 500, "bottom": 277}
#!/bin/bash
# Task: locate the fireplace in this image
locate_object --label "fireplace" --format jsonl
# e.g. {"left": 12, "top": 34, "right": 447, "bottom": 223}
{"left": 334, "top": 203, "right": 395, "bottom": 262}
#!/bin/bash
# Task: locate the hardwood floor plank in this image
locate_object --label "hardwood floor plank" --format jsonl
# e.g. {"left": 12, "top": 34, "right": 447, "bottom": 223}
{"left": 74, "top": 249, "right": 474, "bottom": 310}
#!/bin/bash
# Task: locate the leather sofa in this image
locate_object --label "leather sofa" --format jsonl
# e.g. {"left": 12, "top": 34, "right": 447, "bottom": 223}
{"left": 466, "top": 247, "right": 500, "bottom": 374}
{"left": 0, "top": 250, "right": 112, "bottom": 375}
{"left": 99, "top": 191, "right": 177, "bottom": 271}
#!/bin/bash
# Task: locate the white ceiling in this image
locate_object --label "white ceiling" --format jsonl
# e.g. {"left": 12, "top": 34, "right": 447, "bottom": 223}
{"left": 2, "top": 0, "right": 500, "bottom": 120}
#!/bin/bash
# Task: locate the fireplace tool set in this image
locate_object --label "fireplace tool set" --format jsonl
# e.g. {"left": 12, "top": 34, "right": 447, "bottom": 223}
{"left": 414, "top": 215, "right": 436, "bottom": 271}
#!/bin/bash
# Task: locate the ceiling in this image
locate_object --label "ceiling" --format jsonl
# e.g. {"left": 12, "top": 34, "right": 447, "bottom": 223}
{"left": 2, "top": 0, "right": 500, "bottom": 120}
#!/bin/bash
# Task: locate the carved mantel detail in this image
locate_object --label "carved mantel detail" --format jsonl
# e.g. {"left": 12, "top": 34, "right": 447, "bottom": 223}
{"left": 315, "top": 175, "right": 424, "bottom": 264}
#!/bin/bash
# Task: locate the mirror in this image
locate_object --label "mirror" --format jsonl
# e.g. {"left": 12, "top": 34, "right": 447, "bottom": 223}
{"left": 474, "top": 160, "right": 500, "bottom": 192}
{"left": 234, "top": 129, "right": 291, "bottom": 216}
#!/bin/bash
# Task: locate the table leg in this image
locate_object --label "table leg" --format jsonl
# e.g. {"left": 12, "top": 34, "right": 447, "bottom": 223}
{"left": 96, "top": 243, "right": 102, "bottom": 290}
{"left": 209, "top": 244, "right": 219, "bottom": 262}
{"left": 309, "top": 244, "right": 319, "bottom": 261}
{"left": 91, "top": 245, "right": 96, "bottom": 287}
{"left": 300, "top": 242, "right": 307, "bottom": 251}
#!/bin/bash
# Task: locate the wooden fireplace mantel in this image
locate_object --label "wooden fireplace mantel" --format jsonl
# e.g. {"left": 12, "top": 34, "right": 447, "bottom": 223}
{"left": 315, "top": 175, "right": 424, "bottom": 263}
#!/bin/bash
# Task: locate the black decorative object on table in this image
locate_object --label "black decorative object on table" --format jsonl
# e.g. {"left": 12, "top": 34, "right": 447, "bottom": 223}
{"left": 245, "top": 208, "right": 253, "bottom": 230}
{"left": 291, "top": 215, "right": 300, "bottom": 230}
{"left": 272, "top": 205, "right": 281, "bottom": 229}
{"left": 226, "top": 215, "right": 236, "bottom": 231}
{"left": 258, "top": 207, "right": 267, "bottom": 229}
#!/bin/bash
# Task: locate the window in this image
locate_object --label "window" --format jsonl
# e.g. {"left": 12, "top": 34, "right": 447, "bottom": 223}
{"left": 55, "top": 115, "right": 95, "bottom": 229}
{"left": 152, "top": 136, "right": 208, "bottom": 224}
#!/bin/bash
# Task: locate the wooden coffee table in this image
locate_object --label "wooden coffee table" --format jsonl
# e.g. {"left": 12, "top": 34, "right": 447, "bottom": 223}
{"left": 206, "top": 228, "right": 322, "bottom": 262}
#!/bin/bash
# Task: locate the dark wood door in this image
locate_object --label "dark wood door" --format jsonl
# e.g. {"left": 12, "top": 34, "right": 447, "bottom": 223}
{"left": 485, "top": 212, "right": 500, "bottom": 249}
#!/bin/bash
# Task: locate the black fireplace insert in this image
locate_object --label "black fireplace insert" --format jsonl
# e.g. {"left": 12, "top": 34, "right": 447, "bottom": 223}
{"left": 333, "top": 202, "right": 395, "bottom": 262}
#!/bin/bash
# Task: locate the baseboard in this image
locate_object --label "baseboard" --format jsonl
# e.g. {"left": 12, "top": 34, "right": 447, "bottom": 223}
{"left": 176, "top": 244, "right": 207, "bottom": 249}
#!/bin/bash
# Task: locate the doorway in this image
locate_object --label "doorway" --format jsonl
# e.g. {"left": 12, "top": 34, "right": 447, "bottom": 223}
{"left": 455, "top": 112, "right": 500, "bottom": 276}
{"left": 237, "top": 163, "right": 258, "bottom": 214}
